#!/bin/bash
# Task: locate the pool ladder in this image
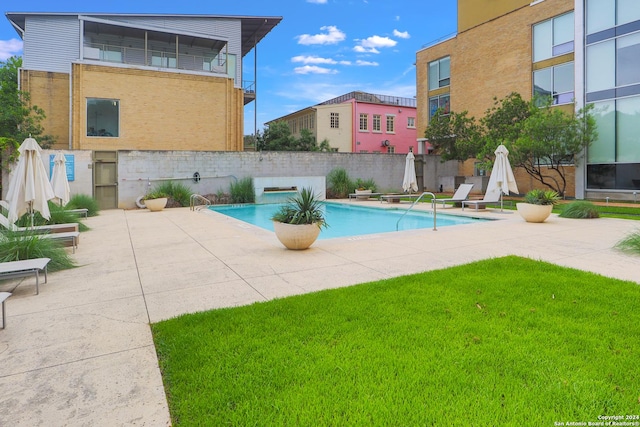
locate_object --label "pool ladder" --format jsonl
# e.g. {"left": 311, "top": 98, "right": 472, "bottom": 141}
{"left": 396, "top": 192, "right": 437, "bottom": 231}
{"left": 190, "top": 194, "right": 211, "bottom": 211}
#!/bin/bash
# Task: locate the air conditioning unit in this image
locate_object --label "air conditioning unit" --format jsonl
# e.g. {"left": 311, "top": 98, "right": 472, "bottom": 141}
{"left": 381, "top": 140, "right": 390, "bottom": 147}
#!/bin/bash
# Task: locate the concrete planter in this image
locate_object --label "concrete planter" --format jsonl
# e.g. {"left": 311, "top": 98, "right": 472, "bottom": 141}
{"left": 516, "top": 203, "right": 553, "bottom": 223}
{"left": 144, "top": 198, "right": 168, "bottom": 212}
{"left": 273, "top": 221, "right": 321, "bottom": 250}
{"left": 355, "top": 189, "right": 372, "bottom": 200}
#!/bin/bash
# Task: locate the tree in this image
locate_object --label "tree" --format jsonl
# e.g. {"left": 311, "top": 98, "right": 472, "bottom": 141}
{"left": 0, "top": 56, "right": 55, "bottom": 172}
{"left": 423, "top": 92, "right": 597, "bottom": 196}
{"left": 257, "top": 121, "right": 333, "bottom": 152}
{"left": 424, "top": 109, "right": 482, "bottom": 162}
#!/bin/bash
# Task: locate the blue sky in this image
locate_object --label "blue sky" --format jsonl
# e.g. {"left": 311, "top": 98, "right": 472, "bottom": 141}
{"left": 0, "top": 1, "right": 456, "bottom": 135}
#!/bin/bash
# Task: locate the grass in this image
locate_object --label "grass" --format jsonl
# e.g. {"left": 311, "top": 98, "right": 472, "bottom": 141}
{"left": 153, "top": 181, "right": 193, "bottom": 207}
{"left": 559, "top": 201, "right": 600, "bottom": 218}
{"left": 615, "top": 230, "right": 640, "bottom": 255}
{"left": 152, "top": 256, "right": 640, "bottom": 426}
{"left": 0, "top": 229, "right": 76, "bottom": 272}
{"left": 230, "top": 177, "right": 255, "bottom": 204}
{"left": 15, "top": 202, "right": 89, "bottom": 232}
{"left": 66, "top": 194, "right": 100, "bottom": 217}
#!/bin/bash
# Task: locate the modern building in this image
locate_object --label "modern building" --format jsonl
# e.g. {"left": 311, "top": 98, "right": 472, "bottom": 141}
{"left": 416, "top": 0, "right": 640, "bottom": 200}
{"left": 267, "top": 91, "right": 418, "bottom": 154}
{"left": 5, "top": 12, "right": 281, "bottom": 152}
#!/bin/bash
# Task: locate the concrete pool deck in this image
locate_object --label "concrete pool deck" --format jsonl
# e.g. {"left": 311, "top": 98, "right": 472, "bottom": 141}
{"left": 1, "top": 202, "right": 639, "bottom": 425}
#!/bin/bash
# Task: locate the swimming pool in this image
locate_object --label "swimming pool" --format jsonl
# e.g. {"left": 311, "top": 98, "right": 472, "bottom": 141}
{"left": 208, "top": 202, "right": 488, "bottom": 239}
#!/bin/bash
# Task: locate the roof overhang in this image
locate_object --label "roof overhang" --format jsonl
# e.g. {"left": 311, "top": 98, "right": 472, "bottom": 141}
{"left": 6, "top": 12, "right": 282, "bottom": 57}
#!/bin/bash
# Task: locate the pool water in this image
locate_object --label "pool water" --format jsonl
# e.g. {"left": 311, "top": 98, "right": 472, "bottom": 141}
{"left": 208, "top": 202, "right": 488, "bottom": 239}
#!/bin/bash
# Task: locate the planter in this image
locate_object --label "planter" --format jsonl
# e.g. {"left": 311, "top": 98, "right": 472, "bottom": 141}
{"left": 144, "top": 198, "right": 168, "bottom": 212}
{"left": 355, "top": 189, "right": 372, "bottom": 200}
{"left": 516, "top": 203, "right": 553, "bottom": 223}
{"left": 273, "top": 221, "right": 322, "bottom": 250}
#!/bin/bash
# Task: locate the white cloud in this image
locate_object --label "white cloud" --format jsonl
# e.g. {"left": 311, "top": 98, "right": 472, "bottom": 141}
{"left": 339, "top": 60, "right": 352, "bottom": 65}
{"left": 296, "top": 26, "right": 346, "bottom": 45}
{"left": 291, "top": 55, "right": 337, "bottom": 65}
{"left": 0, "top": 39, "right": 23, "bottom": 60}
{"left": 355, "top": 60, "right": 379, "bottom": 66}
{"left": 354, "top": 35, "right": 396, "bottom": 53}
{"left": 395, "top": 16, "right": 400, "bottom": 21}
{"left": 393, "top": 29, "right": 410, "bottom": 39}
{"left": 307, "top": 0, "right": 328, "bottom": 3}
{"left": 294, "top": 65, "right": 338, "bottom": 75}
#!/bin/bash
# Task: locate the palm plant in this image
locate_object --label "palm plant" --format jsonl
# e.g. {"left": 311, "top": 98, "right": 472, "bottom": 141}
{"left": 271, "top": 188, "right": 327, "bottom": 228}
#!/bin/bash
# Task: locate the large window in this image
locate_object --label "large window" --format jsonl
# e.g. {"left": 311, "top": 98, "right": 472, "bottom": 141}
{"left": 359, "top": 113, "right": 368, "bottom": 131}
{"left": 386, "top": 115, "right": 395, "bottom": 133}
{"left": 586, "top": 32, "right": 640, "bottom": 95}
{"left": 533, "top": 12, "right": 574, "bottom": 62}
{"left": 87, "top": 98, "right": 119, "bottom": 137}
{"left": 330, "top": 112, "right": 339, "bottom": 129}
{"left": 428, "top": 56, "right": 450, "bottom": 90}
{"left": 533, "top": 62, "right": 574, "bottom": 105}
{"left": 429, "top": 94, "right": 450, "bottom": 118}
{"left": 407, "top": 117, "right": 415, "bottom": 128}
{"left": 587, "top": 0, "right": 640, "bottom": 35}
{"left": 372, "top": 114, "right": 381, "bottom": 132}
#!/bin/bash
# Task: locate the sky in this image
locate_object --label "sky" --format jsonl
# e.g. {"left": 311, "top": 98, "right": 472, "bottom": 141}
{"left": 0, "top": 1, "right": 457, "bottom": 135}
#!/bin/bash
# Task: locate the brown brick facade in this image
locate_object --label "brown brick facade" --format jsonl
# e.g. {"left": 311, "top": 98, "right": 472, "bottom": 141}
{"left": 416, "top": 0, "right": 575, "bottom": 195}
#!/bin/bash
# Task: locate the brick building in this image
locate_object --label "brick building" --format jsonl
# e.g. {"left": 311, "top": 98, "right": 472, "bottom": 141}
{"left": 416, "top": 0, "right": 640, "bottom": 200}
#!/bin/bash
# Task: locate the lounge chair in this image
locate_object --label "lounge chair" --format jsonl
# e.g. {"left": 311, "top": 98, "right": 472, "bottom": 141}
{"left": 0, "top": 206, "right": 80, "bottom": 253}
{"left": 435, "top": 183, "right": 474, "bottom": 208}
{"left": 461, "top": 188, "right": 502, "bottom": 211}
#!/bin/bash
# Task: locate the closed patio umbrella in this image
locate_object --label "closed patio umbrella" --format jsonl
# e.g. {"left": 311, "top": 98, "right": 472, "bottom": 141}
{"left": 51, "top": 152, "right": 71, "bottom": 206}
{"left": 402, "top": 151, "right": 418, "bottom": 193}
{"left": 5, "top": 137, "right": 56, "bottom": 225}
{"left": 486, "top": 144, "right": 519, "bottom": 211}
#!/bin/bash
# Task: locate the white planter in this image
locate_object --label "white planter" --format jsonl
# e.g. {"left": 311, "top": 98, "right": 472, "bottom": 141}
{"left": 273, "top": 221, "right": 321, "bottom": 250}
{"left": 516, "top": 203, "right": 553, "bottom": 223}
{"left": 355, "top": 189, "right": 372, "bottom": 200}
{"left": 144, "top": 198, "right": 168, "bottom": 212}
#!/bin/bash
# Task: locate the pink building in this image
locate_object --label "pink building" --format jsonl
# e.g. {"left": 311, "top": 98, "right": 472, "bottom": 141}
{"left": 267, "top": 91, "right": 419, "bottom": 154}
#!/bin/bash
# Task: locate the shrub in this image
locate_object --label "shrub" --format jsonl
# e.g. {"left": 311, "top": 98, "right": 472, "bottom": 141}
{"left": 523, "top": 189, "right": 560, "bottom": 205}
{"left": 15, "top": 203, "right": 88, "bottom": 232}
{"left": 143, "top": 189, "right": 169, "bottom": 201}
{"left": 0, "top": 229, "right": 76, "bottom": 272}
{"left": 230, "top": 177, "right": 255, "bottom": 203}
{"left": 615, "top": 231, "right": 640, "bottom": 256}
{"left": 66, "top": 194, "right": 100, "bottom": 217}
{"left": 327, "top": 168, "right": 353, "bottom": 199}
{"left": 153, "top": 181, "right": 193, "bottom": 207}
{"left": 559, "top": 201, "right": 600, "bottom": 219}
{"left": 355, "top": 178, "right": 377, "bottom": 192}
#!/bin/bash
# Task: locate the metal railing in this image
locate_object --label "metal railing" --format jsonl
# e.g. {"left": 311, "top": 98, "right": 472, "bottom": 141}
{"left": 190, "top": 194, "right": 211, "bottom": 211}
{"left": 396, "top": 192, "right": 437, "bottom": 231}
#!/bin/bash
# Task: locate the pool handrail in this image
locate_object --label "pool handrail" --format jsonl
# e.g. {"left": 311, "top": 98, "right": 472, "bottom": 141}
{"left": 396, "top": 192, "right": 437, "bottom": 231}
{"left": 190, "top": 194, "right": 211, "bottom": 211}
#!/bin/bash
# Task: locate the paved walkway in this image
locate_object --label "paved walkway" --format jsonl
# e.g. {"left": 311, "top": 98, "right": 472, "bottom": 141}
{"left": 1, "top": 204, "right": 639, "bottom": 425}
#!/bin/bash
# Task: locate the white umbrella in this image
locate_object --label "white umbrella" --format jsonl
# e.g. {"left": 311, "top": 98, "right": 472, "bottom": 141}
{"left": 51, "top": 152, "right": 71, "bottom": 206}
{"left": 486, "top": 144, "right": 519, "bottom": 211}
{"left": 402, "top": 151, "right": 418, "bottom": 193}
{"left": 5, "top": 137, "right": 56, "bottom": 225}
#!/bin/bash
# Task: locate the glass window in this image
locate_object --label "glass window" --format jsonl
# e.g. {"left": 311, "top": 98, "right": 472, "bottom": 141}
{"left": 587, "top": 0, "right": 615, "bottom": 35}
{"left": 586, "top": 40, "right": 615, "bottom": 92}
{"left": 359, "top": 113, "right": 368, "bottom": 131}
{"left": 330, "top": 112, "right": 339, "bottom": 129}
{"left": 429, "top": 94, "right": 450, "bottom": 118}
{"left": 407, "top": 117, "right": 415, "bottom": 128}
{"left": 617, "top": 32, "right": 640, "bottom": 87}
{"left": 588, "top": 101, "right": 615, "bottom": 163}
{"left": 533, "top": 63, "right": 574, "bottom": 105}
{"left": 617, "top": 0, "right": 640, "bottom": 26}
{"left": 428, "top": 57, "right": 450, "bottom": 90}
{"left": 386, "top": 115, "right": 395, "bottom": 133}
{"left": 617, "top": 96, "right": 640, "bottom": 162}
{"left": 533, "top": 67, "right": 552, "bottom": 100}
{"left": 373, "top": 114, "right": 381, "bottom": 132}
{"left": 87, "top": 98, "right": 119, "bottom": 137}
{"left": 533, "top": 13, "right": 574, "bottom": 62}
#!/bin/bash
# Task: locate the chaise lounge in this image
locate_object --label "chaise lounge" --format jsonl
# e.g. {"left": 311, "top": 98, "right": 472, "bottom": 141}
{"left": 461, "top": 188, "right": 502, "bottom": 211}
{"left": 435, "top": 183, "right": 474, "bottom": 208}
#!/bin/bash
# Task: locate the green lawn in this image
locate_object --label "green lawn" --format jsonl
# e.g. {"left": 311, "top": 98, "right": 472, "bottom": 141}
{"left": 152, "top": 256, "right": 640, "bottom": 426}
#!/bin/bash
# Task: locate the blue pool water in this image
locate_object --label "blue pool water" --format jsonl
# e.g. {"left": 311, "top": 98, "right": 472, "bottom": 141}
{"left": 208, "top": 202, "right": 488, "bottom": 239}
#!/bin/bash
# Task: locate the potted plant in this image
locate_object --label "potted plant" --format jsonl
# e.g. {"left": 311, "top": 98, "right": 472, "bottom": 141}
{"left": 516, "top": 189, "right": 560, "bottom": 223}
{"left": 354, "top": 178, "right": 377, "bottom": 200}
{"left": 271, "top": 187, "right": 327, "bottom": 250}
{"left": 142, "top": 190, "right": 169, "bottom": 212}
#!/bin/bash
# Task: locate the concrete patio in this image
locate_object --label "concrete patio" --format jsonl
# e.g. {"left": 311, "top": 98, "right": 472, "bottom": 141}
{"left": 1, "top": 203, "right": 639, "bottom": 425}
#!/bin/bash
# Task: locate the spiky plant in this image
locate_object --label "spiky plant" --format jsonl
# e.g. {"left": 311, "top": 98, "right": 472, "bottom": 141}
{"left": 271, "top": 187, "right": 327, "bottom": 228}
{"left": 615, "top": 231, "right": 640, "bottom": 256}
{"left": 230, "top": 177, "right": 255, "bottom": 204}
{"left": 0, "top": 229, "right": 76, "bottom": 272}
{"left": 66, "top": 194, "right": 100, "bottom": 217}
{"left": 559, "top": 201, "right": 600, "bottom": 219}
{"left": 523, "top": 189, "right": 560, "bottom": 205}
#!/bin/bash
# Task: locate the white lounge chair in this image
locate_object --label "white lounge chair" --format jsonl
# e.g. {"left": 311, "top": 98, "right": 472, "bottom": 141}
{"left": 435, "top": 183, "right": 474, "bottom": 208}
{"left": 0, "top": 206, "right": 79, "bottom": 253}
{"left": 461, "top": 188, "right": 502, "bottom": 211}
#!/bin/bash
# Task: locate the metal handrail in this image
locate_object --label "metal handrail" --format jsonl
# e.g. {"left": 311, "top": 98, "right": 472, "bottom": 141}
{"left": 190, "top": 194, "right": 211, "bottom": 211}
{"left": 396, "top": 192, "right": 437, "bottom": 231}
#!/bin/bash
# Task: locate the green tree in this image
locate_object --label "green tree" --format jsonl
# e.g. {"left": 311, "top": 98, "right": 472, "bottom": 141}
{"left": 258, "top": 121, "right": 333, "bottom": 152}
{"left": 424, "top": 108, "right": 482, "bottom": 162}
{"left": 0, "top": 56, "right": 54, "bottom": 150}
